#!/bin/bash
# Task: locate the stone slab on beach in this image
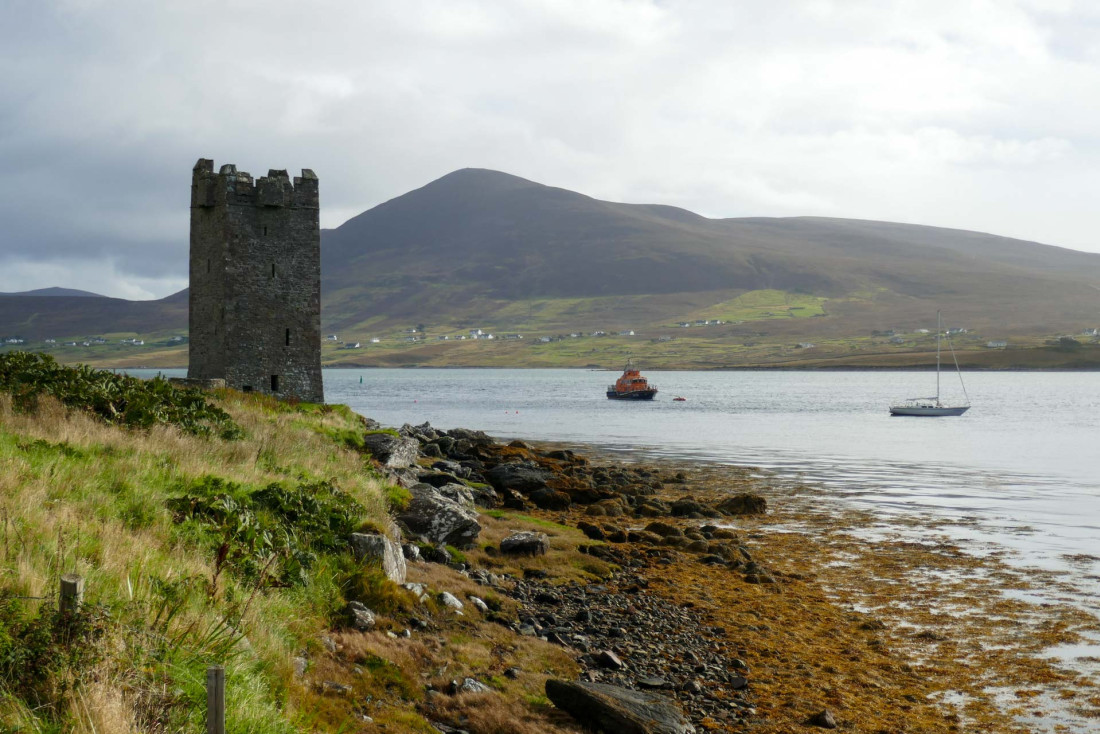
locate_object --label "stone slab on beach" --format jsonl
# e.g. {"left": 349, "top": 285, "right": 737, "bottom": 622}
{"left": 545, "top": 679, "right": 696, "bottom": 734}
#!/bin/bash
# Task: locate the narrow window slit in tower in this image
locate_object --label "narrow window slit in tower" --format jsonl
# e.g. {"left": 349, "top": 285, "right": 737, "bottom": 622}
{"left": 263, "top": 226, "right": 268, "bottom": 236}
{"left": 271, "top": 375, "right": 279, "bottom": 393}
{"left": 285, "top": 328, "right": 291, "bottom": 346}
{"left": 271, "top": 263, "right": 276, "bottom": 278}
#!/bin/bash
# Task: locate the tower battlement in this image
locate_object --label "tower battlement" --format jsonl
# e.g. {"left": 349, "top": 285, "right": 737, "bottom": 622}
{"left": 187, "top": 158, "right": 323, "bottom": 402}
{"left": 191, "top": 158, "right": 319, "bottom": 210}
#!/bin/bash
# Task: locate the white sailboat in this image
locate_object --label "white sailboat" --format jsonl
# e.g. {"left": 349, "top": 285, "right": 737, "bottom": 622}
{"left": 890, "top": 311, "right": 970, "bottom": 417}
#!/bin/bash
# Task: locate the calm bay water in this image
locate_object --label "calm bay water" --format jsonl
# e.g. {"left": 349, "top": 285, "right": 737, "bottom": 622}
{"left": 323, "top": 368, "right": 1100, "bottom": 555}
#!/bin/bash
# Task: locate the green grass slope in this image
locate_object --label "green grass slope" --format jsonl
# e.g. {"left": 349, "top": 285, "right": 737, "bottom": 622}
{"left": 0, "top": 354, "right": 399, "bottom": 731}
{"left": 0, "top": 353, "right": 594, "bottom": 733}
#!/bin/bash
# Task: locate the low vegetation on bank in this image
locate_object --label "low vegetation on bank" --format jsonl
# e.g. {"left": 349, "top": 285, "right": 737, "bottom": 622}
{"left": 0, "top": 355, "right": 403, "bottom": 730}
{"left": 3, "top": 352, "right": 1093, "bottom": 733}
{"left": 0, "top": 353, "right": 600, "bottom": 732}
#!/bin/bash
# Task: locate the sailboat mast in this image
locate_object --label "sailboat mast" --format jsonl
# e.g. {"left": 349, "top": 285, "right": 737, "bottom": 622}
{"left": 936, "top": 310, "right": 941, "bottom": 402}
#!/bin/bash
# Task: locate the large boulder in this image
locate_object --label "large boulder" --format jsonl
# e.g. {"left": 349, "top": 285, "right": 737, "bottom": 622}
{"left": 485, "top": 463, "right": 553, "bottom": 493}
{"left": 384, "top": 467, "right": 421, "bottom": 489}
{"left": 396, "top": 484, "right": 482, "bottom": 548}
{"left": 349, "top": 532, "right": 407, "bottom": 584}
{"left": 434, "top": 482, "right": 477, "bottom": 507}
{"left": 416, "top": 471, "right": 463, "bottom": 488}
{"left": 714, "top": 493, "right": 767, "bottom": 516}
{"left": 446, "top": 427, "right": 495, "bottom": 446}
{"left": 361, "top": 432, "right": 420, "bottom": 468}
{"left": 670, "top": 497, "right": 719, "bottom": 518}
{"left": 545, "top": 680, "right": 696, "bottom": 734}
{"left": 529, "top": 488, "right": 572, "bottom": 510}
{"left": 500, "top": 531, "right": 550, "bottom": 556}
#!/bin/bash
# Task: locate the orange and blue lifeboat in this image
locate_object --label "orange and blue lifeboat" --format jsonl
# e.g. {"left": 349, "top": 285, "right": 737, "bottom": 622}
{"left": 606, "top": 362, "right": 658, "bottom": 400}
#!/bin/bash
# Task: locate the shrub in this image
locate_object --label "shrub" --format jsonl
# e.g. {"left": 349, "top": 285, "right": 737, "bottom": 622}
{"left": 343, "top": 567, "right": 420, "bottom": 616}
{"left": 0, "top": 352, "right": 242, "bottom": 439}
{"left": 0, "top": 596, "right": 110, "bottom": 720}
{"left": 168, "top": 475, "right": 366, "bottom": 588}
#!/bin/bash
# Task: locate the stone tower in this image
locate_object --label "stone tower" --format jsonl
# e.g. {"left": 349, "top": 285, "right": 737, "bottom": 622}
{"left": 188, "top": 159, "right": 323, "bottom": 402}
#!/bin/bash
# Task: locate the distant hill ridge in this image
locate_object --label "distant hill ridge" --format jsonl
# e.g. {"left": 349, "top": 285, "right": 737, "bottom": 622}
{"left": 0, "top": 287, "right": 106, "bottom": 298}
{"left": 3, "top": 168, "right": 1100, "bottom": 342}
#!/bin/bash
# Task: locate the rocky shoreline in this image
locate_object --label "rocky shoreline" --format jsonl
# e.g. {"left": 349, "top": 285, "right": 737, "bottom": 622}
{"left": 338, "top": 418, "right": 1096, "bottom": 733}
{"left": 356, "top": 420, "right": 839, "bottom": 733}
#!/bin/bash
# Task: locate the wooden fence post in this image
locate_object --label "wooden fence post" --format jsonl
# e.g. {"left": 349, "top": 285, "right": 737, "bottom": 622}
{"left": 59, "top": 573, "right": 84, "bottom": 615}
{"left": 206, "top": 665, "right": 226, "bottom": 734}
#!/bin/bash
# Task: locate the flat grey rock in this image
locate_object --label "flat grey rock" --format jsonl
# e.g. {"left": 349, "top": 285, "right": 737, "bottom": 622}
{"left": 346, "top": 601, "right": 376, "bottom": 630}
{"left": 396, "top": 483, "right": 482, "bottom": 548}
{"left": 500, "top": 530, "right": 550, "bottom": 556}
{"left": 439, "top": 591, "right": 464, "bottom": 610}
{"left": 361, "top": 432, "right": 420, "bottom": 468}
{"left": 546, "top": 679, "right": 696, "bottom": 734}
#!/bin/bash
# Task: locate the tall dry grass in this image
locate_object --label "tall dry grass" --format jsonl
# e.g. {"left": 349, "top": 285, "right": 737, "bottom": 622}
{"left": 0, "top": 389, "right": 393, "bottom": 731}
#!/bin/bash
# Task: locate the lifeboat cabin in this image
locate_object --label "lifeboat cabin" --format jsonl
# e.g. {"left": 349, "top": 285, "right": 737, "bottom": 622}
{"left": 607, "top": 361, "right": 658, "bottom": 400}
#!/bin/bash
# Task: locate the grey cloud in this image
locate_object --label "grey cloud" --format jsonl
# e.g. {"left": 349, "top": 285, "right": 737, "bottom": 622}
{"left": 2, "top": 0, "right": 1100, "bottom": 299}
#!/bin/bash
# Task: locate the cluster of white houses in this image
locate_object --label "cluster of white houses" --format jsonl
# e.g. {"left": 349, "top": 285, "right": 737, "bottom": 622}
{"left": 323, "top": 323, "right": 1100, "bottom": 352}
{"left": 328, "top": 327, "right": 647, "bottom": 347}
{"left": 0, "top": 334, "right": 185, "bottom": 349}
{"left": 678, "top": 319, "right": 725, "bottom": 327}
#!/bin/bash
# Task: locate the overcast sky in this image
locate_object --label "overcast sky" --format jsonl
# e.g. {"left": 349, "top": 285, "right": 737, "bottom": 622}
{"left": 2, "top": 0, "right": 1099, "bottom": 300}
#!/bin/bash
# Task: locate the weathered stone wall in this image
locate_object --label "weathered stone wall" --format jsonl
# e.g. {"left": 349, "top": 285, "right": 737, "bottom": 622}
{"left": 188, "top": 159, "right": 323, "bottom": 402}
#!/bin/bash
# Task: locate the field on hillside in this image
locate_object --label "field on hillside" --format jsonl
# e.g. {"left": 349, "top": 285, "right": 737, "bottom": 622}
{"left": 22, "top": 332, "right": 1100, "bottom": 371}
{"left": 10, "top": 285, "right": 1099, "bottom": 370}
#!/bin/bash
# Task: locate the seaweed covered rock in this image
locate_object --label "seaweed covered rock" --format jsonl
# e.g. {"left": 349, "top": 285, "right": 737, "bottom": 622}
{"left": 714, "top": 493, "right": 767, "bottom": 516}
{"left": 485, "top": 463, "right": 553, "bottom": 493}
{"left": 529, "top": 488, "right": 572, "bottom": 510}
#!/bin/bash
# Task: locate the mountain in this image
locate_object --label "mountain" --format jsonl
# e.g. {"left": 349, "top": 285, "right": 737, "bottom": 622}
{"left": 4, "top": 169, "right": 1100, "bottom": 367}
{"left": 0, "top": 289, "right": 186, "bottom": 339}
{"left": 0, "top": 287, "right": 106, "bottom": 298}
{"left": 320, "top": 168, "right": 1100, "bottom": 337}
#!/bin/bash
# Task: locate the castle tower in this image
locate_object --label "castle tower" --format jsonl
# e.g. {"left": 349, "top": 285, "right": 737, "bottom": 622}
{"left": 188, "top": 159, "right": 323, "bottom": 402}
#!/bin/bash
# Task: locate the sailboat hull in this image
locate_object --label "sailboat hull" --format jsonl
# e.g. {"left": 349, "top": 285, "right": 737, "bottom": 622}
{"left": 889, "top": 405, "right": 969, "bottom": 417}
{"left": 889, "top": 311, "right": 971, "bottom": 416}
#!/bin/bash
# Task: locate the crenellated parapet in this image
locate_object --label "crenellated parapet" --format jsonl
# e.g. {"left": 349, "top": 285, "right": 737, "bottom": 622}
{"left": 191, "top": 158, "right": 319, "bottom": 210}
